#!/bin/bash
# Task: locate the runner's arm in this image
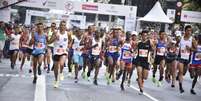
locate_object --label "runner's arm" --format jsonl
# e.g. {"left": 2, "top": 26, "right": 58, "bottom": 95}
{"left": 47, "top": 31, "right": 57, "bottom": 44}
{"left": 191, "top": 38, "right": 197, "bottom": 52}
{"left": 29, "top": 32, "right": 35, "bottom": 46}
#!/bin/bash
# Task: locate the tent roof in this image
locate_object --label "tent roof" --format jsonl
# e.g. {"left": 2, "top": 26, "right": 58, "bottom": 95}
{"left": 138, "top": 2, "right": 173, "bottom": 23}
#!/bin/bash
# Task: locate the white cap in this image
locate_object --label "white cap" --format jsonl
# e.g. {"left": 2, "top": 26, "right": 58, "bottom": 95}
{"left": 131, "top": 31, "right": 138, "bottom": 36}
{"left": 175, "top": 31, "right": 182, "bottom": 37}
{"left": 172, "top": 40, "right": 177, "bottom": 44}
{"left": 112, "top": 25, "right": 122, "bottom": 30}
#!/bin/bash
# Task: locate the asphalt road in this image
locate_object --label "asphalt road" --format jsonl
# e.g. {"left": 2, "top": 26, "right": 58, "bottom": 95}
{"left": 0, "top": 59, "right": 201, "bottom": 101}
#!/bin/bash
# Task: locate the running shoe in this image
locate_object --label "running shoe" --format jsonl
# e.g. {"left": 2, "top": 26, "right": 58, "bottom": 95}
{"left": 53, "top": 81, "right": 59, "bottom": 88}
{"left": 152, "top": 77, "right": 157, "bottom": 83}
{"left": 157, "top": 81, "right": 162, "bottom": 87}
{"left": 38, "top": 67, "right": 41, "bottom": 75}
{"left": 87, "top": 76, "right": 91, "bottom": 82}
{"left": 67, "top": 72, "right": 72, "bottom": 78}
{"left": 139, "top": 89, "right": 143, "bottom": 95}
{"left": 105, "top": 72, "right": 109, "bottom": 81}
{"left": 60, "top": 73, "right": 64, "bottom": 81}
{"left": 82, "top": 72, "right": 87, "bottom": 80}
{"left": 93, "top": 79, "right": 98, "bottom": 85}
{"left": 107, "top": 78, "right": 112, "bottom": 85}
{"left": 74, "top": 79, "right": 78, "bottom": 83}
{"left": 190, "top": 89, "right": 196, "bottom": 95}
{"left": 120, "top": 84, "right": 125, "bottom": 91}
{"left": 11, "top": 63, "right": 14, "bottom": 70}
{"left": 29, "top": 69, "right": 32, "bottom": 73}
{"left": 127, "top": 79, "right": 131, "bottom": 87}
{"left": 33, "top": 77, "right": 37, "bottom": 84}
{"left": 47, "top": 67, "right": 50, "bottom": 73}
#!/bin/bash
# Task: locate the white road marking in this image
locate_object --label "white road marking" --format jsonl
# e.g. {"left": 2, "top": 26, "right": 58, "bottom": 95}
{"left": 130, "top": 85, "right": 159, "bottom": 101}
{"left": 198, "top": 78, "right": 201, "bottom": 85}
{"left": 0, "top": 73, "right": 4, "bottom": 77}
{"left": 5, "top": 74, "right": 10, "bottom": 77}
{"left": 20, "top": 74, "right": 26, "bottom": 78}
{"left": 34, "top": 75, "right": 46, "bottom": 101}
{"left": 13, "top": 74, "right": 19, "bottom": 77}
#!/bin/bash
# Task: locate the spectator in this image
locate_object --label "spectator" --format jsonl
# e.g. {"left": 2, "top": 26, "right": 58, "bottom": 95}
{"left": 0, "top": 21, "right": 6, "bottom": 62}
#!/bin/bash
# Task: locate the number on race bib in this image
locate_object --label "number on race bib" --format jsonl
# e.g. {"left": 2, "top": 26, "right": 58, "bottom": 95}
{"left": 37, "top": 43, "right": 43, "bottom": 48}
{"left": 92, "top": 47, "right": 101, "bottom": 55}
{"left": 195, "top": 53, "right": 201, "bottom": 61}
{"left": 11, "top": 42, "right": 16, "bottom": 45}
{"left": 57, "top": 48, "right": 65, "bottom": 53}
{"left": 122, "top": 51, "right": 132, "bottom": 59}
{"left": 157, "top": 47, "right": 165, "bottom": 56}
{"left": 139, "top": 49, "right": 148, "bottom": 57}
{"left": 109, "top": 46, "right": 117, "bottom": 52}
{"left": 180, "top": 49, "right": 190, "bottom": 60}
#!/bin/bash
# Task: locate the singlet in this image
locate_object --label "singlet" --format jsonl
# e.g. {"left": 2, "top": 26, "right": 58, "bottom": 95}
{"left": 131, "top": 40, "right": 137, "bottom": 59}
{"left": 32, "top": 32, "right": 46, "bottom": 55}
{"left": 27, "top": 33, "right": 33, "bottom": 49}
{"left": 9, "top": 33, "right": 21, "bottom": 50}
{"left": 83, "top": 34, "right": 93, "bottom": 54}
{"left": 72, "top": 35, "right": 83, "bottom": 55}
{"left": 156, "top": 39, "right": 166, "bottom": 56}
{"left": 120, "top": 43, "right": 132, "bottom": 60}
{"left": 108, "top": 38, "right": 119, "bottom": 53}
{"left": 91, "top": 38, "right": 102, "bottom": 56}
{"left": 136, "top": 40, "right": 152, "bottom": 62}
{"left": 191, "top": 45, "right": 201, "bottom": 65}
{"left": 166, "top": 43, "right": 178, "bottom": 60}
{"left": 179, "top": 36, "right": 192, "bottom": 60}
{"left": 47, "top": 30, "right": 54, "bottom": 47}
{"left": 20, "top": 32, "right": 29, "bottom": 48}
{"left": 53, "top": 31, "right": 68, "bottom": 55}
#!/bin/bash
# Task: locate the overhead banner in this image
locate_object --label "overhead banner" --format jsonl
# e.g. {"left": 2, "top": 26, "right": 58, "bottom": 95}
{"left": 25, "top": 10, "right": 86, "bottom": 29}
{"left": 18, "top": 0, "right": 137, "bottom": 31}
{"left": 18, "top": 0, "right": 137, "bottom": 16}
{"left": 181, "top": 10, "right": 201, "bottom": 23}
{"left": 0, "top": 0, "right": 11, "bottom": 22}
{"left": 17, "top": 0, "right": 59, "bottom": 9}
{"left": 68, "top": 1, "right": 137, "bottom": 17}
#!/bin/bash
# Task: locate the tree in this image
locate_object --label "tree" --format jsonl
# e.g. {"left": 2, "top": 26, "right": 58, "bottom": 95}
{"left": 182, "top": 0, "right": 201, "bottom": 11}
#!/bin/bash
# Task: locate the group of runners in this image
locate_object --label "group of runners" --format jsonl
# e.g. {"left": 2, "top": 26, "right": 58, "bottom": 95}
{"left": 5, "top": 21, "right": 201, "bottom": 95}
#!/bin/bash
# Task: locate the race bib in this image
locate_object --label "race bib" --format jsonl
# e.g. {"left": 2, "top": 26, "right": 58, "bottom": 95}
{"left": 195, "top": 52, "right": 201, "bottom": 61}
{"left": 92, "top": 47, "right": 101, "bottom": 55}
{"left": 22, "top": 44, "right": 28, "bottom": 47}
{"left": 122, "top": 50, "right": 132, "bottom": 59}
{"left": 109, "top": 46, "right": 117, "bottom": 52}
{"left": 180, "top": 49, "right": 190, "bottom": 60}
{"left": 169, "top": 48, "right": 174, "bottom": 53}
{"left": 36, "top": 42, "right": 43, "bottom": 49}
{"left": 11, "top": 42, "right": 16, "bottom": 45}
{"left": 57, "top": 48, "right": 65, "bottom": 53}
{"left": 157, "top": 47, "right": 165, "bottom": 56}
{"left": 139, "top": 49, "right": 148, "bottom": 57}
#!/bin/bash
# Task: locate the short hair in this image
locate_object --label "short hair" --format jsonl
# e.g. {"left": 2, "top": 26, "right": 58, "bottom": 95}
{"left": 59, "top": 21, "right": 66, "bottom": 26}
{"left": 37, "top": 22, "right": 43, "bottom": 26}
{"left": 140, "top": 30, "right": 148, "bottom": 35}
{"left": 51, "top": 22, "right": 56, "bottom": 26}
{"left": 51, "top": 22, "right": 56, "bottom": 25}
{"left": 159, "top": 30, "right": 165, "bottom": 35}
{"left": 88, "top": 25, "right": 92, "bottom": 29}
{"left": 185, "top": 25, "right": 192, "bottom": 31}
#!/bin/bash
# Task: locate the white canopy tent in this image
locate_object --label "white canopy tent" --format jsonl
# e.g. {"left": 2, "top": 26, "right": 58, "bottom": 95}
{"left": 138, "top": 1, "right": 173, "bottom": 24}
